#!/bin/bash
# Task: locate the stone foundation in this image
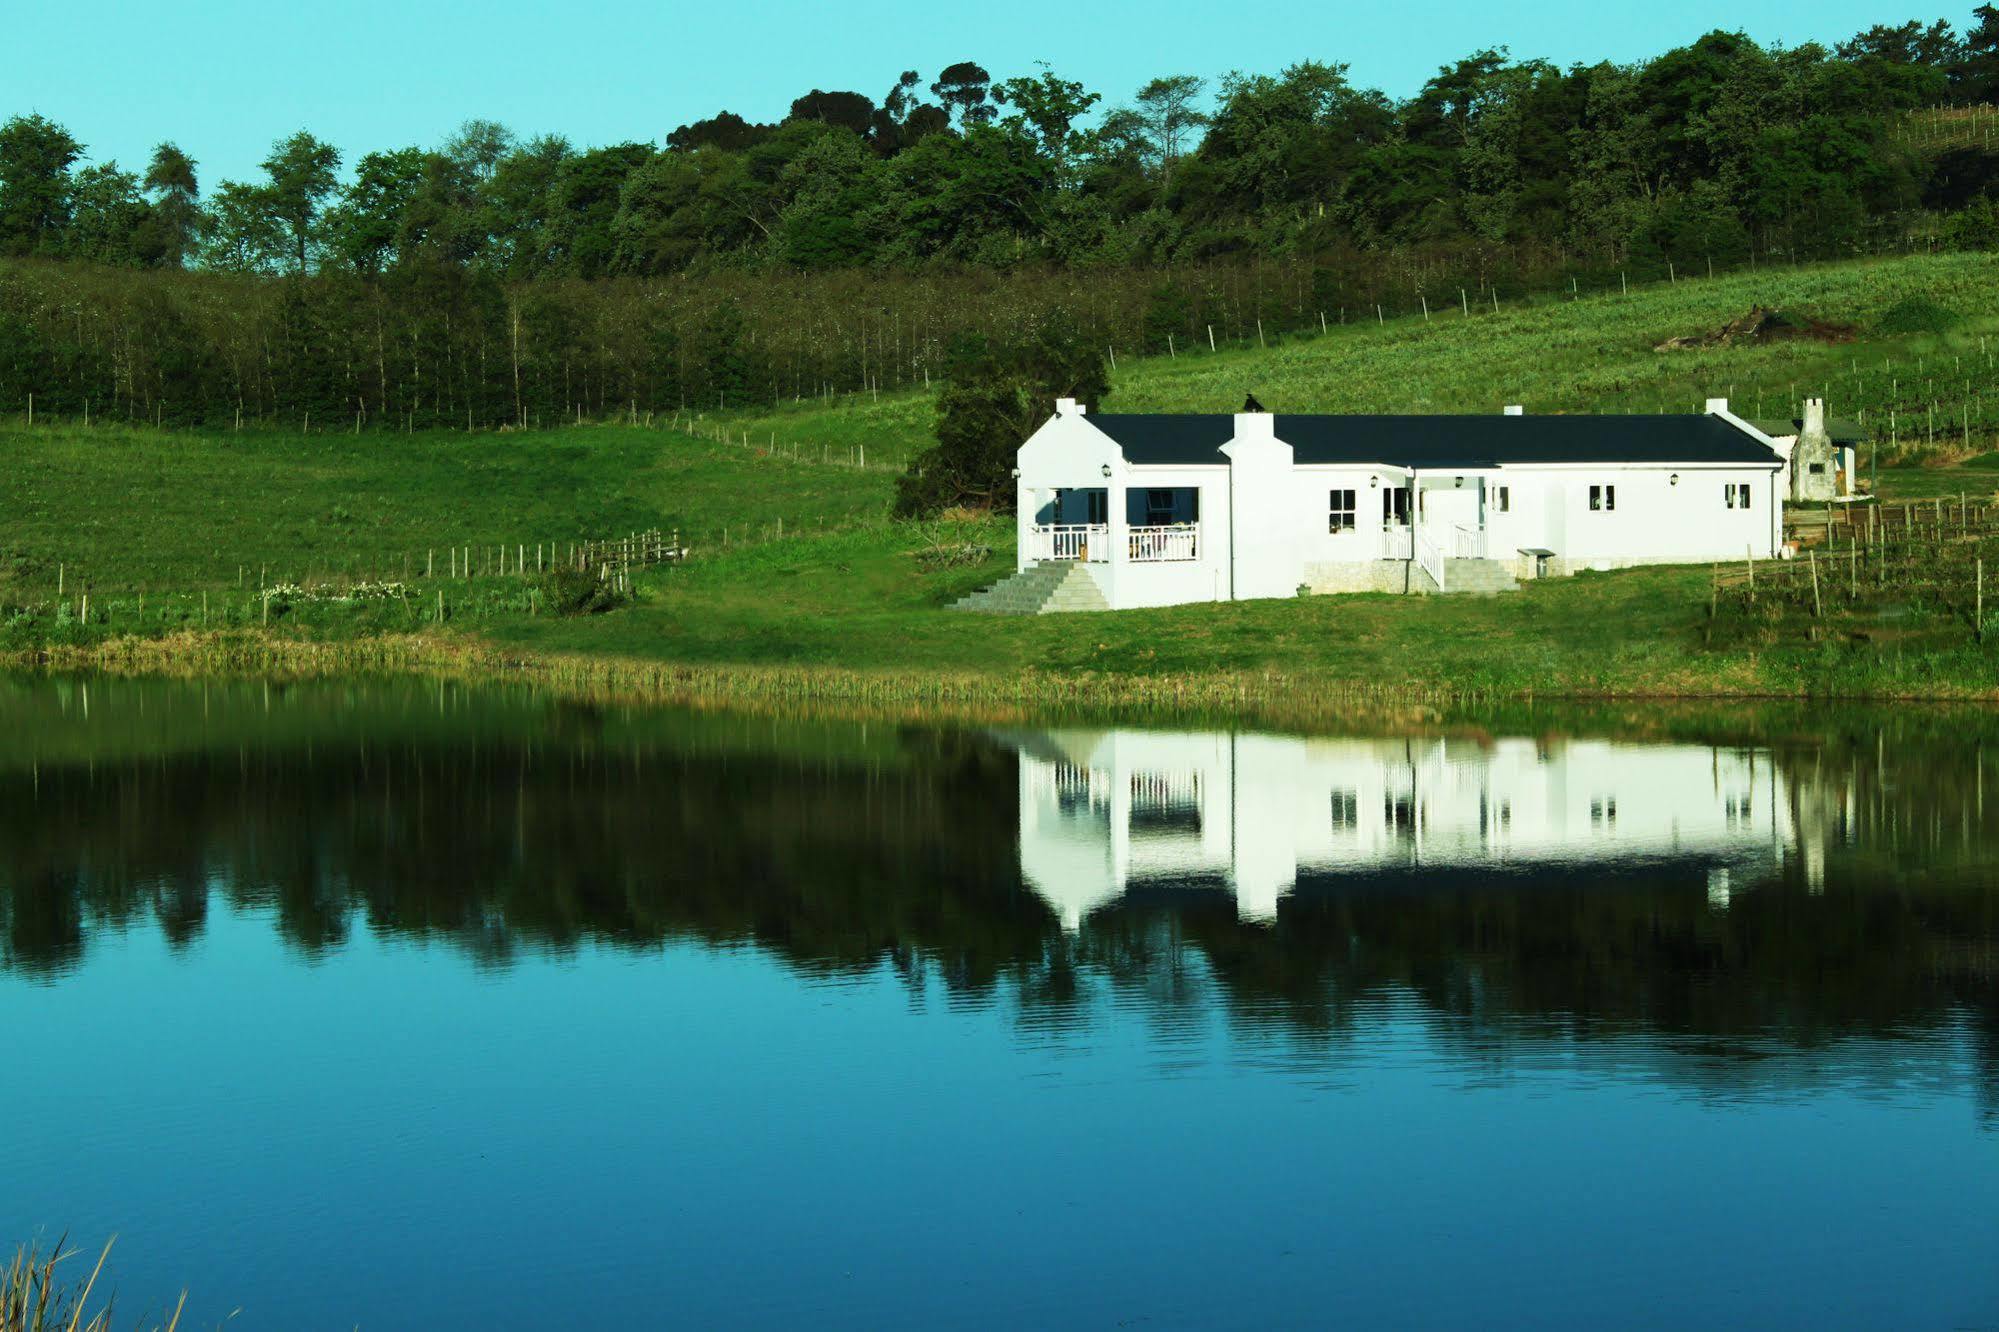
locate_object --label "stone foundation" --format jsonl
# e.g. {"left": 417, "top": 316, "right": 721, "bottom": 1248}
{"left": 1300, "top": 561, "right": 1428, "bottom": 595}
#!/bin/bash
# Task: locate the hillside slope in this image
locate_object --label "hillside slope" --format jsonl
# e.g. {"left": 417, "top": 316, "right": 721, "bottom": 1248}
{"left": 713, "top": 252, "right": 1999, "bottom": 474}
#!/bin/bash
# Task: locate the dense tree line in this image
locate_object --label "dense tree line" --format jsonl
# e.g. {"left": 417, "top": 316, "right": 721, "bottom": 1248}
{"left": 4, "top": 18, "right": 1999, "bottom": 278}
{"left": 1, "top": 16, "right": 1998, "bottom": 433}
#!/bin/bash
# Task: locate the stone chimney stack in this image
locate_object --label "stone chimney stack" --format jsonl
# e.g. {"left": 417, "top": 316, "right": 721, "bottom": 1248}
{"left": 1802, "top": 397, "right": 1827, "bottom": 441}
{"left": 1793, "top": 398, "right": 1834, "bottom": 502}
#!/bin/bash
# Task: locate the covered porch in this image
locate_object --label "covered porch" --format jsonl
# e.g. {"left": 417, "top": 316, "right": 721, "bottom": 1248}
{"left": 1376, "top": 469, "right": 1503, "bottom": 590}
{"left": 1024, "top": 484, "right": 1204, "bottom": 565}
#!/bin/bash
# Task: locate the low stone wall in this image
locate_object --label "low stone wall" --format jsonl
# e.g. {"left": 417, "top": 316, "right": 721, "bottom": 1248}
{"left": 1301, "top": 561, "right": 1425, "bottom": 595}
{"left": 1526, "top": 553, "right": 1709, "bottom": 579}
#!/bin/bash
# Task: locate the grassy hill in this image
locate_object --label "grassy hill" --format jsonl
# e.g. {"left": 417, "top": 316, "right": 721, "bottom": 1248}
{"left": 709, "top": 251, "right": 1999, "bottom": 473}
{"left": 6, "top": 250, "right": 1999, "bottom": 709}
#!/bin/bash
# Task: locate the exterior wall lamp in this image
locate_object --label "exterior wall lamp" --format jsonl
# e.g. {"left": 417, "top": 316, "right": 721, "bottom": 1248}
{"left": 1100, "top": 464, "right": 1113, "bottom": 478}
{"left": 1454, "top": 475, "right": 1465, "bottom": 487}
{"left": 1669, "top": 473, "right": 1680, "bottom": 486}
{"left": 1368, "top": 475, "right": 1379, "bottom": 488}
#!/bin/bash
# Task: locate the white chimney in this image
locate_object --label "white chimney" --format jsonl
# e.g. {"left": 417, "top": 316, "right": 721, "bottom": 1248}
{"left": 1705, "top": 397, "right": 1729, "bottom": 414}
{"left": 1055, "top": 397, "right": 1084, "bottom": 417}
{"left": 1802, "top": 397, "right": 1827, "bottom": 438}
{"left": 1234, "top": 411, "right": 1275, "bottom": 443}
{"left": 1503, "top": 405, "right": 1524, "bottom": 416}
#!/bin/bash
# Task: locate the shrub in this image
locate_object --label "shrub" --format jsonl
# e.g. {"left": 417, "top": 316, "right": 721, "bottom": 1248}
{"left": 1875, "top": 295, "right": 1961, "bottom": 335}
{"left": 536, "top": 567, "right": 626, "bottom": 615}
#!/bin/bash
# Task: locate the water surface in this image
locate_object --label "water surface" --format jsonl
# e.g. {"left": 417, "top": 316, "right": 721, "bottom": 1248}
{"left": 3, "top": 678, "right": 1996, "bottom": 1328}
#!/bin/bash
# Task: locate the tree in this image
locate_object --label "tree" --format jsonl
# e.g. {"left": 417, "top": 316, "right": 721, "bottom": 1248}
{"left": 895, "top": 322, "right": 1108, "bottom": 516}
{"left": 64, "top": 163, "right": 149, "bottom": 264}
{"left": 1957, "top": 5, "right": 1999, "bottom": 104}
{"left": 787, "top": 90, "right": 875, "bottom": 137}
{"left": 1837, "top": 19, "right": 1962, "bottom": 68}
{"left": 0, "top": 114, "right": 83, "bottom": 256}
{"left": 546, "top": 142, "right": 655, "bottom": 277}
{"left": 259, "top": 131, "right": 341, "bottom": 272}
{"left": 325, "top": 148, "right": 427, "bottom": 274}
{"left": 480, "top": 134, "right": 569, "bottom": 277}
{"left": 202, "top": 180, "right": 285, "bottom": 272}
{"left": 1132, "top": 76, "right": 1208, "bottom": 178}
{"left": 932, "top": 62, "right": 996, "bottom": 126}
{"left": 444, "top": 119, "right": 514, "bottom": 181}
{"left": 667, "top": 111, "right": 771, "bottom": 153}
{"left": 142, "top": 142, "right": 202, "bottom": 267}
{"left": 993, "top": 67, "right": 1102, "bottom": 180}
{"left": 871, "top": 70, "right": 949, "bottom": 154}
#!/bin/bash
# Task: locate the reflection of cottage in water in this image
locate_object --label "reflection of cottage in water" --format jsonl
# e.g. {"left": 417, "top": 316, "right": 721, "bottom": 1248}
{"left": 1009, "top": 730, "right": 1804, "bottom": 928}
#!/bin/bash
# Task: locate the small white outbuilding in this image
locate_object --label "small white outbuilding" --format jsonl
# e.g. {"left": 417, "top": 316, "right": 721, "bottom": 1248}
{"left": 998, "top": 399, "right": 1792, "bottom": 609}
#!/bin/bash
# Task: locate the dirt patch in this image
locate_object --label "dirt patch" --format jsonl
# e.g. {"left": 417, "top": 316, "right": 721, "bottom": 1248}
{"left": 1655, "top": 305, "right": 1858, "bottom": 352}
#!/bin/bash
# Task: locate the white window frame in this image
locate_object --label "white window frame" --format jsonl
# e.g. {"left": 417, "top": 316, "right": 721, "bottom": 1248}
{"left": 1491, "top": 485, "right": 1510, "bottom": 513}
{"left": 1589, "top": 484, "right": 1616, "bottom": 512}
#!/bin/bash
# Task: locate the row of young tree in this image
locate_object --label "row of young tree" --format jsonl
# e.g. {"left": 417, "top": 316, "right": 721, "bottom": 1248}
{"left": 4, "top": 15, "right": 1999, "bottom": 278}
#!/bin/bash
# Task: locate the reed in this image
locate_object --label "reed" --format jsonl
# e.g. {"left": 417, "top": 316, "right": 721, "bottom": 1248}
{"left": 3, "top": 1237, "right": 184, "bottom": 1332}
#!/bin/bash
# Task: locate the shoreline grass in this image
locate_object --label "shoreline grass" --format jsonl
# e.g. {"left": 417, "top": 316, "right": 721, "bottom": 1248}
{"left": 4, "top": 1237, "right": 183, "bottom": 1332}
{"left": 16, "top": 618, "right": 1999, "bottom": 737}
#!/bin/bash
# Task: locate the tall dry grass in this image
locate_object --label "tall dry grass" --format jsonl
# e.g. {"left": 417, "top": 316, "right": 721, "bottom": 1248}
{"left": 3, "top": 1237, "right": 183, "bottom": 1332}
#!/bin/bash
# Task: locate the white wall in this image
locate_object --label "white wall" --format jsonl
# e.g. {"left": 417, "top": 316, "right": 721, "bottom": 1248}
{"left": 1221, "top": 415, "right": 1302, "bottom": 600}
{"left": 1511, "top": 466, "right": 1779, "bottom": 565}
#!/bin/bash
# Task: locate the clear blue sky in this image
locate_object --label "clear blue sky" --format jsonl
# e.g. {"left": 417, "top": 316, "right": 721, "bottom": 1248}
{"left": 12, "top": 0, "right": 1974, "bottom": 186}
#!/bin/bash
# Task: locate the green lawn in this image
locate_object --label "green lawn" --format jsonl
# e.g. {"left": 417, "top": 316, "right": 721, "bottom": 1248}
{"left": 0, "top": 422, "right": 893, "bottom": 600}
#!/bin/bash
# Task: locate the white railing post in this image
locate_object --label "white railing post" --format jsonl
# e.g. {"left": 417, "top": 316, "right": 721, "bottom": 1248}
{"left": 1416, "top": 530, "right": 1445, "bottom": 590}
{"left": 1126, "top": 526, "right": 1201, "bottom": 562}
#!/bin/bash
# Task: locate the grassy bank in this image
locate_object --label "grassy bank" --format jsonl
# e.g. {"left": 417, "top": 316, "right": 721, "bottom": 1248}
{"left": 6, "top": 251, "right": 1999, "bottom": 714}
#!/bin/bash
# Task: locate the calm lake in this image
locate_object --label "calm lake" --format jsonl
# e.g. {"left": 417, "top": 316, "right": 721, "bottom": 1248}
{"left": 3, "top": 677, "right": 1996, "bottom": 1329}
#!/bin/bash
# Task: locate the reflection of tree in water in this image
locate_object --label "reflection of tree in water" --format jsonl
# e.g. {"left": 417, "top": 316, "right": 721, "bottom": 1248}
{"left": 0, "top": 722, "right": 1041, "bottom": 992}
{"left": 1, "top": 706, "right": 1996, "bottom": 1115}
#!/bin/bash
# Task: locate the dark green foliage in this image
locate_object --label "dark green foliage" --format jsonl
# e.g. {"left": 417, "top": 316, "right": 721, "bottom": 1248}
{"left": 0, "top": 114, "right": 83, "bottom": 256}
{"left": 895, "top": 321, "right": 1109, "bottom": 516}
{"left": 537, "top": 566, "right": 625, "bottom": 615}
{"left": 1875, "top": 294, "right": 1963, "bottom": 332}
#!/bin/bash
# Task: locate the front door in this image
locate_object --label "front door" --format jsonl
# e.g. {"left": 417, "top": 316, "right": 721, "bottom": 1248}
{"left": 1086, "top": 490, "right": 1109, "bottom": 526}
{"left": 1383, "top": 487, "right": 1409, "bottom": 527}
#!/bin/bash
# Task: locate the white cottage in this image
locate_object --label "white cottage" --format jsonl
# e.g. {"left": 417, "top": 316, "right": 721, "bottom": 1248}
{"left": 975, "top": 399, "right": 1795, "bottom": 611}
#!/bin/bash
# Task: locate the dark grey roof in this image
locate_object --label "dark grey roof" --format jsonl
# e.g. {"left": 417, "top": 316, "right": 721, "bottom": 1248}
{"left": 1086, "top": 413, "right": 1784, "bottom": 469}
{"left": 1749, "top": 417, "right": 1869, "bottom": 444}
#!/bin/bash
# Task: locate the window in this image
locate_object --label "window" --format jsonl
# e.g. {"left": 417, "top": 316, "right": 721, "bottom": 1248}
{"left": 1724, "top": 483, "right": 1751, "bottom": 510}
{"left": 1808, "top": 462, "right": 1826, "bottom": 475}
{"left": 1491, "top": 485, "right": 1511, "bottom": 513}
{"left": 1085, "top": 490, "right": 1108, "bottom": 525}
{"left": 1146, "top": 488, "right": 1176, "bottom": 526}
{"left": 1382, "top": 487, "right": 1409, "bottom": 526}
{"left": 1330, "top": 789, "right": 1358, "bottom": 832}
{"left": 1329, "top": 488, "right": 1357, "bottom": 533}
{"left": 1589, "top": 484, "right": 1616, "bottom": 511}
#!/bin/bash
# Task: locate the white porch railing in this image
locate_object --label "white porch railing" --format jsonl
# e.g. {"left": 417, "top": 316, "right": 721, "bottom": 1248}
{"left": 1452, "top": 524, "right": 1486, "bottom": 559}
{"left": 1029, "top": 524, "right": 1109, "bottom": 562}
{"left": 1380, "top": 527, "right": 1413, "bottom": 560}
{"left": 1129, "top": 525, "right": 1200, "bottom": 562}
{"left": 1415, "top": 529, "right": 1446, "bottom": 591}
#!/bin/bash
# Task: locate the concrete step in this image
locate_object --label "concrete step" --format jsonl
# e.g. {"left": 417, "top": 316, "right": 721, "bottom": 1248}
{"left": 1437, "top": 558, "right": 1520, "bottom": 595}
{"left": 951, "top": 561, "right": 1109, "bottom": 614}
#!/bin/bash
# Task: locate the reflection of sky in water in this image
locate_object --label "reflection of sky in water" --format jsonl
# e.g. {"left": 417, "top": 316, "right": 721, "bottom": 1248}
{"left": 2, "top": 684, "right": 1996, "bottom": 1328}
{"left": 9, "top": 904, "right": 1992, "bottom": 1330}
